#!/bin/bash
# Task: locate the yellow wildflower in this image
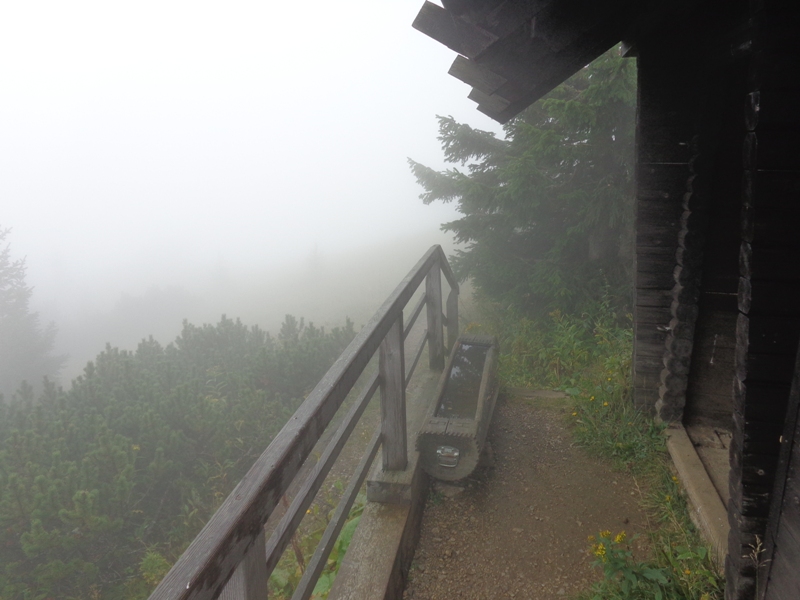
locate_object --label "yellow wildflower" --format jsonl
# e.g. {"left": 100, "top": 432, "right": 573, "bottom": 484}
{"left": 607, "top": 377, "right": 612, "bottom": 381}
{"left": 665, "top": 495, "right": 672, "bottom": 502}
{"left": 614, "top": 531, "right": 626, "bottom": 544}
{"left": 587, "top": 535, "right": 596, "bottom": 542}
{"left": 603, "top": 401, "right": 609, "bottom": 407}
{"left": 593, "top": 543, "right": 607, "bottom": 561}
{"left": 590, "top": 396, "right": 595, "bottom": 401}
{"left": 132, "top": 444, "right": 140, "bottom": 451}
{"left": 684, "top": 569, "right": 691, "bottom": 575}
{"left": 572, "top": 412, "right": 578, "bottom": 416}
{"left": 600, "top": 530, "right": 611, "bottom": 538}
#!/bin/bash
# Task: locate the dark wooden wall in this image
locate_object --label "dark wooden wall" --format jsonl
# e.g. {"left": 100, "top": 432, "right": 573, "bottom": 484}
{"left": 633, "top": 8, "right": 744, "bottom": 426}
{"left": 633, "top": 42, "right": 694, "bottom": 415}
{"left": 681, "top": 38, "right": 747, "bottom": 431}
{"left": 760, "top": 350, "right": 800, "bottom": 600}
{"left": 727, "top": 2, "right": 800, "bottom": 599}
{"left": 633, "top": 4, "right": 800, "bottom": 597}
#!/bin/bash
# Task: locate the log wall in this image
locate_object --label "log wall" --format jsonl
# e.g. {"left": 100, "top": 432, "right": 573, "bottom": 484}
{"left": 680, "top": 43, "right": 746, "bottom": 431}
{"left": 727, "top": 3, "right": 800, "bottom": 599}
{"left": 636, "top": 7, "right": 747, "bottom": 427}
{"left": 633, "top": 45, "right": 694, "bottom": 414}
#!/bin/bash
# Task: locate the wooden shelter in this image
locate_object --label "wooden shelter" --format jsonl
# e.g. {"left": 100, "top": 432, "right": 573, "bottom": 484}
{"left": 413, "top": 1, "right": 800, "bottom": 598}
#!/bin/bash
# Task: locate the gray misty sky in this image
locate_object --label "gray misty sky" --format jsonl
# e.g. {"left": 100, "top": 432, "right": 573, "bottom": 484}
{"left": 2, "top": 0, "right": 503, "bottom": 377}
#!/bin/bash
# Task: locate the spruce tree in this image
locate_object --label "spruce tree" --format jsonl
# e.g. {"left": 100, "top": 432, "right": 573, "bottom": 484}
{"left": 0, "top": 227, "right": 64, "bottom": 400}
{"left": 409, "top": 48, "right": 636, "bottom": 315}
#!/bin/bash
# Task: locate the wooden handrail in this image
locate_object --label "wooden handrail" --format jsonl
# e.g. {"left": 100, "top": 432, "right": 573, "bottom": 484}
{"left": 149, "top": 245, "right": 458, "bottom": 600}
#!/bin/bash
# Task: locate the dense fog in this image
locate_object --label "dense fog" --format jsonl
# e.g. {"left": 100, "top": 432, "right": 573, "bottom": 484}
{"left": 48, "top": 228, "right": 460, "bottom": 382}
{"left": 1, "top": 0, "right": 502, "bottom": 389}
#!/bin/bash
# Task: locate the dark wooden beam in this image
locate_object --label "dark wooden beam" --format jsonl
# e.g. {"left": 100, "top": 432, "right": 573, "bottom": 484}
{"left": 412, "top": 1, "right": 498, "bottom": 60}
{"left": 467, "top": 87, "right": 511, "bottom": 113}
{"left": 448, "top": 55, "right": 506, "bottom": 94}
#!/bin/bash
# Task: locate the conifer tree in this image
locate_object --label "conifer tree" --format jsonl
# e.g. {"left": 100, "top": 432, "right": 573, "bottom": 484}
{"left": 0, "top": 227, "right": 64, "bottom": 400}
{"left": 409, "top": 49, "right": 636, "bottom": 315}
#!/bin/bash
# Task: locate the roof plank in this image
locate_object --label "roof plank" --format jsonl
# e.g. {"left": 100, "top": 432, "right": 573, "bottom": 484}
{"left": 412, "top": 1, "right": 499, "bottom": 59}
{"left": 448, "top": 55, "right": 507, "bottom": 94}
{"left": 467, "top": 87, "right": 511, "bottom": 113}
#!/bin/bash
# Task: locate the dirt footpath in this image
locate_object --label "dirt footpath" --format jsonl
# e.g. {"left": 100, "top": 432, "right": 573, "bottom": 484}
{"left": 403, "top": 393, "right": 648, "bottom": 600}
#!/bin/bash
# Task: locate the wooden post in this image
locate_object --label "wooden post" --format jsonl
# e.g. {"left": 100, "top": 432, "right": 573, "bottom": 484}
{"left": 426, "top": 266, "right": 445, "bottom": 370}
{"left": 380, "top": 315, "right": 407, "bottom": 471}
{"left": 219, "top": 529, "right": 268, "bottom": 600}
{"left": 446, "top": 287, "right": 459, "bottom": 352}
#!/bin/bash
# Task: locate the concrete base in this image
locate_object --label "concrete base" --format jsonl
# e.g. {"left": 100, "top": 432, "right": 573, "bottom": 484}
{"left": 666, "top": 424, "right": 730, "bottom": 570}
{"left": 327, "top": 485, "right": 427, "bottom": 600}
{"left": 329, "top": 354, "right": 440, "bottom": 600}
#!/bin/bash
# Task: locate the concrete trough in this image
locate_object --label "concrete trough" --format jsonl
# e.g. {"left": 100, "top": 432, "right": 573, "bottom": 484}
{"left": 416, "top": 334, "right": 499, "bottom": 481}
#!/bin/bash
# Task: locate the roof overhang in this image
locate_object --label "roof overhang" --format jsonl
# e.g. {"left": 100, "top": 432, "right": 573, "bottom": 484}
{"left": 412, "top": 0, "right": 685, "bottom": 123}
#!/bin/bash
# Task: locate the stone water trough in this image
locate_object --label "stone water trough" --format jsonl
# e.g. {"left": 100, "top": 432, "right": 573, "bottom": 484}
{"left": 416, "top": 334, "right": 499, "bottom": 481}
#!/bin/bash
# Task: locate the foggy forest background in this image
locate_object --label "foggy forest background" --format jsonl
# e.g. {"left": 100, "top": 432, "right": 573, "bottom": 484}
{"left": 0, "top": 48, "right": 635, "bottom": 599}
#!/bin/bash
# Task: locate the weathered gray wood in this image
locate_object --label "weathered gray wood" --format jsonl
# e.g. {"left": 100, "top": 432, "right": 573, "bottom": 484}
{"left": 293, "top": 430, "right": 382, "bottom": 600}
{"left": 219, "top": 530, "right": 267, "bottom": 600}
{"left": 437, "top": 253, "right": 459, "bottom": 295}
{"left": 449, "top": 55, "right": 506, "bottom": 94}
{"left": 412, "top": 1, "right": 498, "bottom": 59}
{"left": 149, "top": 245, "right": 449, "bottom": 600}
{"left": 634, "top": 305, "right": 671, "bottom": 325}
{"left": 446, "top": 288, "right": 459, "bottom": 352}
{"left": 380, "top": 316, "right": 407, "bottom": 471}
{"left": 263, "top": 374, "right": 380, "bottom": 577}
{"left": 426, "top": 267, "right": 445, "bottom": 370}
{"left": 403, "top": 293, "right": 426, "bottom": 340}
{"left": 468, "top": 88, "right": 511, "bottom": 113}
{"left": 405, "top": 330, "right": 428, "bottom": 388}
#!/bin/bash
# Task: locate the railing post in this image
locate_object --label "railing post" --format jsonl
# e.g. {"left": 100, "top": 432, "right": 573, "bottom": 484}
{"left": 219, "top": 529, "right": 268, "bottom": 600}
{"left": 446, "top": 286, "right": 459, "bottom": 352}
{"left": 426, "top": 265, "right": 445, "bottom": 370}
{"left": 380, "top": 315, "right": 407, "bottom": 470}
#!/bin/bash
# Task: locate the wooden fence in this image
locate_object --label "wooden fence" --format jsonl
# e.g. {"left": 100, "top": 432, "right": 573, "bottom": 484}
{"left": 149, "top": 245, "right": 459, "bottom": 600}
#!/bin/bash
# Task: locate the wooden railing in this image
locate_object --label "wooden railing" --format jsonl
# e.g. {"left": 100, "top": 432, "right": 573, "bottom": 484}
{"left": 149, "top": 245, "right": 459, "bottom": 600}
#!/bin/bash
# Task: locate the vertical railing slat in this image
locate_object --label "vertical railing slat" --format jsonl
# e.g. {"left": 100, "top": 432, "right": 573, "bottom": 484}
{"left": 219, "top": 529, "right": 268, "bottom": 600}
{"left": 446, "top": 287, "right": 459, "bottom": 352}
{"left": 379, "top": 315, "right": 407, "bottom": 470}
{"left": 426, "top": 265, "right": 445, "bottom": 370}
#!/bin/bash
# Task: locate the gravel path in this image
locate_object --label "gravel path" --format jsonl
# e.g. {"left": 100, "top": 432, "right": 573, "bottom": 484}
{"left": 403, "top": 394, "right": 648, "bottom": 600}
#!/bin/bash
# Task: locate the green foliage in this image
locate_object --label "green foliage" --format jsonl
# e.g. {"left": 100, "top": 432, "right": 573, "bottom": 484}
{"left": 0, "top": 227, "right": 64, "bottom": 401}
{"left": 475, "top": 286, "right": 631, "bottom": 391}
{"left": 0, "top": 315, "right": 355, "bottom": 599}
{"left": 268, "top": 490, "right": 365, "bottom": 600}
{"left": 587, "top": 530, "right": 676, "bottom": 600}
{"left": 582, "top": 529, "right": 719, "bottom": 600}
{"left": 139, "top": 551, "right": 171, "bottom": 586}
{"left": 485, "top": 299, "right": 723, "bottom": 600}
{"left": 409, "top": 49, "right": 636, "bottom": 315}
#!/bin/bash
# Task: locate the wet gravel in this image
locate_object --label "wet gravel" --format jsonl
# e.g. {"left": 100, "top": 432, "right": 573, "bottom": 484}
{"left": 403, "top": 394, "right": 647, "bottom": 600}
